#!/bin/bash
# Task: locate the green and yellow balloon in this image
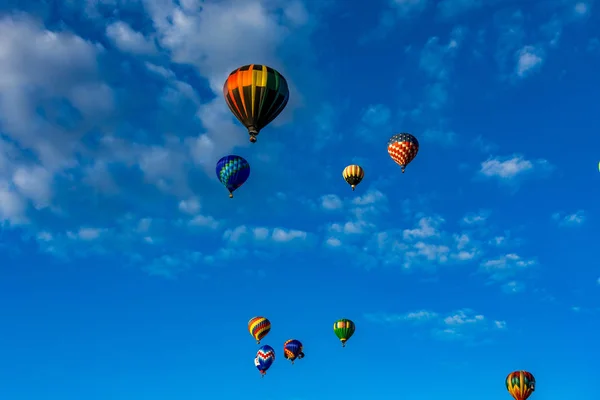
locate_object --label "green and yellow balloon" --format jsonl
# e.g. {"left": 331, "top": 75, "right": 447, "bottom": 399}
{"left": 333, "top": 318, "right": 355, "bottom": 347}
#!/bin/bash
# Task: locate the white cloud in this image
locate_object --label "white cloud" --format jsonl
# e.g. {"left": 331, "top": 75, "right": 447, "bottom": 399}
{"left": 0, "top": 15, "right": 113, "bottom": 170}
{"left": 0, "top": 184, "right": 27, "bottom": 224}
{"left": 179, "top": 198, "right": 201, "bottom": 215}
{"left": 105, "top": 21, "right": 158, "bottom": 55}
{"left": 552, "top": 210, "right": 586, "bottom": 226}
{"left": 12, "top": 166, "right": 53, "bottom": 208}
{"left": 320, "top": 194, "right": 343, "bottom": 210}
{"left": 223, "top": 225, "right": 309, "bottom": 246}
{"left": 188, "top": 215, "right": 219, "bottom": 229}
{"left": 502, "top": 280, "right": 525, "bottom": 293}
{"left": 272, "top": 228, "right": 307, "bottom": 242}
{"left": 481, "top": 253, "right": 536, "bottom": 285}
{"left": 403, "top": 217, "right": 442, "bottom": 240}
{"left": 515, "top": 45, "right": 544, "bottom": 77}
{"left": 479, "top": 155, "right": 552, "bottom": 180}
{"left": 325, "top": 237, "right": 342, "bottom": 247}
{"left": 574, "top": 2, "right": 589, "bottom": 16}
{"left": 462, "top": 212, "right": 488, "bottom": 225}
{"left": 365, "top": 308, "right": 506, "bottom": 342}
{"left": 67, "top": 227, "right": 105, "bottom": 241}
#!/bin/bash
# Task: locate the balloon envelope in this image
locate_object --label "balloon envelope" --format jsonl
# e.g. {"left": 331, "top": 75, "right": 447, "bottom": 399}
{"left": 223, "top": 64, "right": 289, "bottom": 143}
{"left": 342, "top": 165, "right": 364, "bottom": 190}
{"left": 506, "top": 370, "right": 535, "bottom": 400}
{"left": 216, "top": 155, "right": 250, "bottom": 198}
{"left": 283, "top": 339, "right": 304, "bottom": 362}
{"left": 388, "top": 133, "right": 419, "bottom": 173}
{"left": 333, "top": 318, "right": 355, "bottom": 346}
{"left": 248, "top": 316, "right": 271, "bottom": 344}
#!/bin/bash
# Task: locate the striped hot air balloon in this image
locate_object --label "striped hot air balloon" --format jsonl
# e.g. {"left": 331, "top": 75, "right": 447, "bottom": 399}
{"left": 248, "top": 316, "right": 271, "bottom": 344}
{"left": 342, "top": 165, "right": 365, "bottom": 191}
{"left": 223, "top": 64, "right": 289, "bottom": 143}
{"left": 506, "top": 370, "right": 535, "bottom": 400}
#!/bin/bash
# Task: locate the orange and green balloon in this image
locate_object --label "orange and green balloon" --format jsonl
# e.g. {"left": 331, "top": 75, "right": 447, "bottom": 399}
{"left": 223, "top": 64, "right": 289, "bottom": 143}
{"left": 506, "top": 370, "right": 535, "bottom": 400}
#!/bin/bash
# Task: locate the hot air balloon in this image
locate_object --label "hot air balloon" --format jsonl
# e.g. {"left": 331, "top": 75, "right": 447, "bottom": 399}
{"left": 223, "top": 64, "right": 290, "bottom": 143}
{"left": 248, "top": 316, "right": 271, "bottom": 344}
{"left": 388, "top": 133, "right": 419, "bottom": 173}
{"left": 216, "top": 155, "right": 250, "bottom": 198}
{"left": 506, "top": 370, "right": 536, "bottom": 400}
{"left": 342, "top": 165, "right": 364, "bottom": 191}
{"left": 333, "top": 318, "right": 355, "bottom": 347}
{"left": 255, "top": 345, "right": 275, "bottom": 377}
{"left": 283, "top": 339, "right": 304, "bottom": 364}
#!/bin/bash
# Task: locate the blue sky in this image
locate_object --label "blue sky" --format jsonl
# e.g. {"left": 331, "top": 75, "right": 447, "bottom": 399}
{"left": 0, "top": 0, "right": 599, "bottom": 399}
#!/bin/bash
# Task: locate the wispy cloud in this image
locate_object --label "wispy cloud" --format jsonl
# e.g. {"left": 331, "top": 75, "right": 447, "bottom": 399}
{"left": 480, "top": 253, "right": 536, "bottom": 292}
{"left": 365, "top": 308, "right": 507, "bottom": 343}
{"left": 552, "top": 210, "right": 586, "bottom": 226}
{"left": 479, "top": 154, "right": 553, "bottom": 182}
{"left": 515, "top": 45, "right": 545, "bottom": 77}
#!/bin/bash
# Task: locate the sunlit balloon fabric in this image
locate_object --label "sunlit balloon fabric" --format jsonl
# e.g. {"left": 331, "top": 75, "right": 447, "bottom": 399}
{"left": 255, "top": 345, "right": 275, "bottom": 377}
{"left": 216, "top": 155, "right": 250, "bottom": 198}
{"left": 388, "top": 133, "right": 419, "bottom": 173}
{"left": 342, "top": 165, "right": 364, "bottom": 191}
{"left": 506, "top": 370, "right": 536, "bottom": 400}
{"left": 248, "top": 316, "right": 271, "bottom": 344}
{"left": 333, "top": 318, "right": 355, "bottom": 347}
{"left": 283, "top": 339, "right": 304, "bottom": 364}
{"left": 223, "top": 64, "right": 290, "bottom": 143}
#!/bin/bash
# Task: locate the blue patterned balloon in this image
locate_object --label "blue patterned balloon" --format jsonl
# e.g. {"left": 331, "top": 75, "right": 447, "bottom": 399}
{"left": 255, "top": 345, "right": 275, "bottom": 377}
{"left": 216, "top": 155, "right": 250, "bottom": 198}
{"left": 283, "top": 339, "right": 304, "bottom": 364}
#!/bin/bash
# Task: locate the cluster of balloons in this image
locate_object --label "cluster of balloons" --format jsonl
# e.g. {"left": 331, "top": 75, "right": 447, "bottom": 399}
{"left": 248, "top": 316, "right": 356, "bottom": 377}
{"left": 215, "top": 64, "right": 420, "bottom": 198}
{"left": 221, "top": 65, "right": 534, "bottom": 400}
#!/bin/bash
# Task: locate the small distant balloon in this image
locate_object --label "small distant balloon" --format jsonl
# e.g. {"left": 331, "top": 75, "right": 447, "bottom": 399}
{"left": 283, "top": 339, "right": 304, "bottom": 364}
{"left": 223, "top": 64, "right": 290, "bottom": 143}
{"left": 248, "top": 316, "right": 271, "bottom": 344}
{"left": 216, "top": 155, "right": 250, "bottom": 198}
{"left": 333, "top": 318, "right": 355, "bottom": 347}
{"left": 342, "top": 165, "right": 365, "bottom": 191}
{"left": 506, "top": 370, "right": 535, "bottom": 400}
{"left": 255, "top": 345, "right": 275, "bottom": 377}
{"left": 388, "top": 133, "right": 419, "bottom": 173}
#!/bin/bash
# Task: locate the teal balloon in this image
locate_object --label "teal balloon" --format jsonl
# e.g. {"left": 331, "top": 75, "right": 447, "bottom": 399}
{"left": 216, "top": 155, "right": 250, "bottom": 198}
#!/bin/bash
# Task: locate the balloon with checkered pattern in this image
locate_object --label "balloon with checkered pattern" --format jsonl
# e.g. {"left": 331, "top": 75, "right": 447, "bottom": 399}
{"left": 387, "top": 133, "right": 419, "bottom": 173}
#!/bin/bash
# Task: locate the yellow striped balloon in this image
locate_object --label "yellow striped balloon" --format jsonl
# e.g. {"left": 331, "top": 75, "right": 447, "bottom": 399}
{"left": 248, "top": 316, "right": 271, "bottom": 344}
{"left": 342, "top": 165, "right": 364, "bottom": 191}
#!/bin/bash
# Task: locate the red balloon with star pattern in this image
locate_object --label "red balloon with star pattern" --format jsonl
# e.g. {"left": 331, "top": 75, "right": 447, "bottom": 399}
{"left": 388, "top": 133, "right": 419, "bottom": 173}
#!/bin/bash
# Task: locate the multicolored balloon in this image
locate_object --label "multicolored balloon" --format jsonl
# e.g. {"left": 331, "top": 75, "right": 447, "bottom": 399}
{"left": 506, "top": 370, "right": 536, "bottom": 400}
{"left": 223, "top": 64, "right": 290, "bottom": 143}
{"left": 216, "top": 155, "right": 250, "bottom": 198}
{"left": 333, "top": 318, "right": 355, "bottom": 347}
{"left": 388, "top": 133, "right": 419, "bottom": 173}
{"left": 248, "top": 316, "right": 271, "bottom": 344}
{"left": 342, "top": 165, "right": 364, "bottom": 191}
{"left": 283, "top": 339, "right": 304, "bottom": 364}
{"left": 255, "top": 345, "right": 275, "bottom": 377}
